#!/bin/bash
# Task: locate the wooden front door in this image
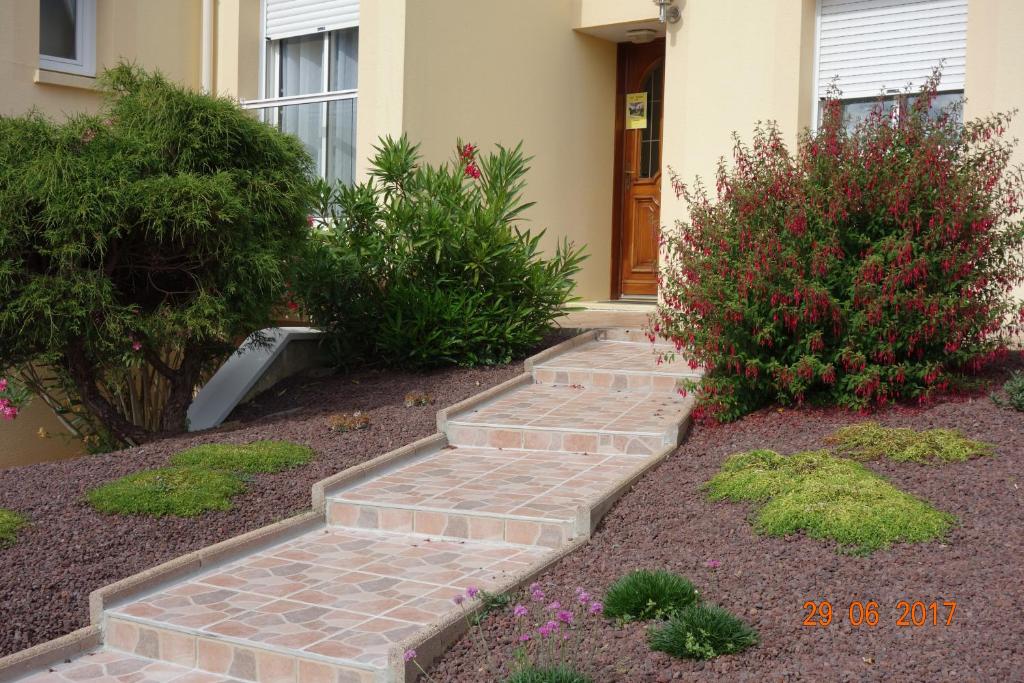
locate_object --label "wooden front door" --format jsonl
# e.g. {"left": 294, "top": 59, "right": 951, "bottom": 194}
{"left": 614, "top": 39, "right": 664, "bottom": 298}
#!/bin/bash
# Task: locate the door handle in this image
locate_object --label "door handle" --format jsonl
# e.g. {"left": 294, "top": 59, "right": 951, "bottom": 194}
{"left": 624, "top": 169, "right": 634, "bottom": 189}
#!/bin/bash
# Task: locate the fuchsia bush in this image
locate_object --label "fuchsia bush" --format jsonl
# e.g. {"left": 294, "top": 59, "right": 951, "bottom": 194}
{"left": 655, "top": 73, "right": 1024, "bottom": 421}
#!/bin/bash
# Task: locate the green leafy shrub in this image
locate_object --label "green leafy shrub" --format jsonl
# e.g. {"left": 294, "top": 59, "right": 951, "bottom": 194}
{"left": 505, "top": 667, "right": 593, "bottom": 683}
{"left": 87, "top": 465, "right": 244, "bottom": 517}
{"left": 0, "top": 509, "right": 27, "bottom": 547}
{"left": 706, "top": 450, "right": 954, "bottom": 553}
{"left": 296, "top": 136, "right": 586, "bottom": 368}
{"left": 655, "top": 72, "right": 1024, "bottom": 422}
{"left": 0, "top": 63, "right": 315, "bottom": 445}
{"left": 998, "top": 371, "right": 1024, "bottom": 411}
{"left": 170, "top": 441, "right": 314, "bottom": 473}
{"left": 603, "top": 569, "right": 699, "bottom": 622}
{"left": 648, "top": 603, "right": 758, "bottom": 660}
{"left": 828, "top": 422, "right": 994, "bottom": 463}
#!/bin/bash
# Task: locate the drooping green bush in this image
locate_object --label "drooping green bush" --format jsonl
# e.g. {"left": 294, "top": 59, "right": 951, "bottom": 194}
{"left": 296, "top": 136, "right": 586, "bottom": 368}
{"left": 0, "top": 63, "right": 315, "bottom": 444}
{"left": 87, "top": 465, "right": 245, "bottom": 517}
{"left": 170, "top": 441, "right": 315, "bottom": 473}
{"left": 0, "top": 509, "right": 27, "bottom": 547}
{"left": 648, "top": 603, "right": 758, "bottom": 660}
{"left": 706, "top": 450, "right": 954, "bottom": 554}
{"left": 655, "top": 72, "right": 1024, "bottom": 421}
{"left": 603, "top": 570, "right": 699, "bottom": 622}
{"left": 827, "top": 422, "right": 994, "bottom": 463}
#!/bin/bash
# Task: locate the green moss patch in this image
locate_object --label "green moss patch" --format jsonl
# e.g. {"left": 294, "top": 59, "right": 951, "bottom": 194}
{"left": 170, "top": 441, "right": 314, "bottom": 473}
{"left": 0, "top": 509, "right": 27, "bottom": 547}
{"left": 87, "top": 465, "right": 245, "bottom": 517}
{"left": 827, "top": 422, "right": 994, "bottom": 464}
{"left": 604, "top": 570, "right": 699, "bottom": 622}
{"left": 706, "top": 450, "right": 954, "bottom": 554}
{"left": 648, "top": 603, "right": 758, "bottom": 660}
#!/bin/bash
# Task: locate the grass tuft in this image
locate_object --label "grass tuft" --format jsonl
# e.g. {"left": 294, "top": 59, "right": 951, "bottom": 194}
{"left": 87, "top": 465, "right": 245, "bottom": 517}
{"left": 505, "top": 666, "right": 593, "bottom": 683}
{"left": 827, "top": 422, "right": 994, "bottom": 464}
{"left": 170, "top": 441, "right": 315, "bottom": 473}
{"left": 648, "top": 603, "right": 758, "bottom": 660}
{"left": 0, "top": 508, "right": 27, "bottom": 547}
{"left": 603, "top": 569, "right": 700, "bottom": 622}
{"left": 706, "top": 450, "right": 954, "bottom": 554}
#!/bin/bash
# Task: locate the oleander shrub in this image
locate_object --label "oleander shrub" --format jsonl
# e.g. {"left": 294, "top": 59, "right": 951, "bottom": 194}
{"left": 603, "top": 570, "right": 699, "bottom": 622}
{"left": 827, "top": 422, "right": 994, "bottom": 463}
{"left": 170, "top": 441, "right": 314, "bottom": 473}
{"left": 706, "top": 449, "right": 954, "bottom": 553}
{"left": 296, "top": 136, "right": 586, "bottom": 368}
{"left": 648, "top": 603, "right": 758, "bottom": 660}
{"left": 655, "top": 71, "right": 1024, "bottom": 422}
{"left": 0, "top": 63, "right": 315, "bottom": 445}
{"left": 87, "top": 465, "right": 245, "bottom": 517}
{"left": 0, "top": 509, "right": 27, "bottom": 547}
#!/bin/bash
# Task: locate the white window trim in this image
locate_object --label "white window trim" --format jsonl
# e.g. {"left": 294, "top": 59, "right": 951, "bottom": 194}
{"left": 39, "top": 0, "right": 97, "bottom": 77}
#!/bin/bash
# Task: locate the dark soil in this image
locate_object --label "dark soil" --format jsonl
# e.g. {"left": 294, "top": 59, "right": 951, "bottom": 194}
{"left": 428, "top": 362, "right": 1024, "bottom": 682}
{"left": 0, "top": 332, "right": 572, "bottom": 658}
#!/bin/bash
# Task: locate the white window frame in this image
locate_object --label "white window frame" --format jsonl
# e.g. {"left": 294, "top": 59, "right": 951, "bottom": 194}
{"left": 242, "top": 28, "right": 358, "bottom": 183}
{"left": 38, "top": 0, "right": 97, "bottom": 77}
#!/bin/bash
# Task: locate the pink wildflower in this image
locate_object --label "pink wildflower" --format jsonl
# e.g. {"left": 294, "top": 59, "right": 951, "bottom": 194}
{"left": 588, "top": 601, "right": 604, "bottom": 615}
{"left": 466, "top": 586, "right": 479, "bottom": 599}
{"left": 705, "top": 559, "right": 722, "bottom": 569}
{"left": 403, "top": 649, "right": 416, "bottom": 662}
{"left": 513, "top": 604, "right": 528, "bottom": 617}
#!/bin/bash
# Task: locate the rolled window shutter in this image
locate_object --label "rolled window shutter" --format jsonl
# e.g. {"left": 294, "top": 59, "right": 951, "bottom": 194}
{"left": 817, "top": 0, "right": 967, "bottom": 99}
{"left": 266, "top": 0, "right": 359, "bottom": 41}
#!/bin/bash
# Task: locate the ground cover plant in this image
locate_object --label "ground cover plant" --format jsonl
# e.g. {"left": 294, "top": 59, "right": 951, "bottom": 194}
{"left": 87, "top": 441, "right": 314, "bottom": 517}
{"left": 705, "top": 449, "right": 954, "bottom": 553}
{"left": 504, "top": 667, "right": 592, "bottom": 683}
{"left": 827, "top": 422, "right": 994, "bottom": 463}
{"left": 0, "top": 63, "right": 315, "bottom": 445}
{"left": 647, "top": 603, "right": 758, "bottom": 661}
{"left": 297, "top": 136, "right": 585, "bottom": 369}
{"left": 997, "top": 371, "right": 1024, "bottom": 410}
{"left": 655, "top": 72, "right": 1024, "bottom": 421}
{"left": 603, "top": 569, "right": 699, "bottom": 622}
{"left": 0, "top": 508, "right": 26, "bottom": 547}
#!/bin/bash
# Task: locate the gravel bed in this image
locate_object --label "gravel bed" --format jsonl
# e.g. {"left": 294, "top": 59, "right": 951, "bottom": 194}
{"left": 428, "top": 359, "right": 1024, "bottom": 682}
{"left": 0, "top": 332, "right": 571, "bottom": 658}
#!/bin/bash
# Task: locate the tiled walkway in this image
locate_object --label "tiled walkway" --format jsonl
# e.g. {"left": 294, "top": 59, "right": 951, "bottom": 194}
{"left": 18, "top": 333, "right": 696, "bottom": 683}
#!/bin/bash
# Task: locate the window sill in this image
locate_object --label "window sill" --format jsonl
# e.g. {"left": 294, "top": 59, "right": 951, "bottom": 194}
{"left": 34, "top": 68, "right": 97, "bottom": 91}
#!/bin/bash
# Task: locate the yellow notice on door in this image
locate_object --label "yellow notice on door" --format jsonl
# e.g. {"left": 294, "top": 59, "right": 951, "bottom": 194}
{"left": 626, "top": 92, "right": 648, "bottom": 130}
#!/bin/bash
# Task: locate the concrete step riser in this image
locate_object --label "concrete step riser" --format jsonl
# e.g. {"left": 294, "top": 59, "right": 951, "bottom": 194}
{"left": 326, "top": 499, "right": 573, "bottom": 549}
{"left": 106, "top": 617, "right": 377, "bottom": 683}
{"left": 444, "top": 422, "right": 665, "bottom": 456}
{"left": 532, "top": 367, "right": 698, "bottom": 393}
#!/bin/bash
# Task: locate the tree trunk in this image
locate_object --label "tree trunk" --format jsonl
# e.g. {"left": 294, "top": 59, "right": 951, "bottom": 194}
{"left": 64, "top": 343, "right": 150, "bottom": 445}
{"left": 161, "top": 347, "right": 201, "bottom": 433}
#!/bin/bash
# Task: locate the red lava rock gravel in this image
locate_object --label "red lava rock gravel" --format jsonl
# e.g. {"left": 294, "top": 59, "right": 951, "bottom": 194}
{"left": 427, "top": 364, "right": 1024, "bottom": 682}
{"left": 0, "top": 334, "right": 570, "bottom": 658}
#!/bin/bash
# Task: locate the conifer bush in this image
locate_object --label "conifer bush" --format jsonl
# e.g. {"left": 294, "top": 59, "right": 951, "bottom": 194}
{"left": 655, "top": 73, "right": 1024, "bottom": 421}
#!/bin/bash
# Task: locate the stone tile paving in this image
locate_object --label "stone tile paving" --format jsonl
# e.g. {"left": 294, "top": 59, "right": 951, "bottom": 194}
{"left": 18, "top": 649, "right": 246, "bottom": 683}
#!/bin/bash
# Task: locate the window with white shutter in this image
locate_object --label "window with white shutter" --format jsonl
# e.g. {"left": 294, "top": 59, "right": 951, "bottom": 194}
{"left": 242, "top": 1, "right": 360, "bottom": 186}
{"left": 814, "top": 0, "right": 967, "bottom": 128}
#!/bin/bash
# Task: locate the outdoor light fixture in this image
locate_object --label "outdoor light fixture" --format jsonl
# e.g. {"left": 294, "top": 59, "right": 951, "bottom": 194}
{"left": 653, "top": 0, "right": 681, "bottom": 24}
{"left": 626, "top": 28, "right": 659, "bottom": 44}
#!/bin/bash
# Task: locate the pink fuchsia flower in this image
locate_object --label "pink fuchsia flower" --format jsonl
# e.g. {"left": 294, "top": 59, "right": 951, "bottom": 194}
{"left": 513, "top": 604, "right": 528, "bottom": 618}
{"left": 588, "top": 601, "right": 604, "bottom": 615}
{"left": 705, "top": 559, "right": 722, "bottom": 569}
{"left": 466, "top": 586, "right": 479, "bottom": 599}
{"left": 452, "top": 595, "right": 465, "bottom": 605}
{"left": 403, "top": 649, "right": 416, "bottom": 662}
{"left": 556, "top": 609, "right": 574, "bottom": 624}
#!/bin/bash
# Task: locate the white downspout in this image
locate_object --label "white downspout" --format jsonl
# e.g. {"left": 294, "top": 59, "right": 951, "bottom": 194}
{"left": 201, "top": 0, "right": 214, "bottom": 93}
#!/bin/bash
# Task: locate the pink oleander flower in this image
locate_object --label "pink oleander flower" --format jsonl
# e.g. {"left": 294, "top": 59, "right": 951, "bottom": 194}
{"left": 466, "top": 586, "right": 479, "bottom": 599}
{"left": 588, "top": 601, "right": 604, "bottom": 615}
{"left": 464, "top": 162, "right": 481, "bottom": 179}
{"left": 306, "top": 214, "right": 315, "bottom": 226}
{"left": 403, "top": 649, "right": 416, "bottom": 662}
{"left": 705, "top": 559, "right": 722, "bottom": 569}
{"left": 0, "top": 378, "right": 7, "bottom": 392}
{"left": 513, "top": 604, "right": 528, "bottom": 617}
{"left": 460, "top": 143, "right": 476, "bottom": 160}
{"left": 132, "top": 340, "right": 142, "bottom": 351}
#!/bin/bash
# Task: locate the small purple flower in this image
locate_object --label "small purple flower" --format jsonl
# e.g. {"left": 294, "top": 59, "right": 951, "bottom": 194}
{"left": 519, "top": 633, "right": 531, "bottom": 642}
{"left": 530, "top": 582, "right": 541, "bottom": 591}
{"left": 577, "top": 591, "right": 590, "bottom": 604}
{"left": 452, "top": 594, "right": 465, "bottom": 605}
{"left": 531, "top": 588, "right": 545, "bottom": 602}
{"left": 546, "top": 601, "right": 561, "bottom": 611}
{"left": 466, "top": 586, "right": 479, "bottom": 599}
{"left": 537, "top": 624, "right": 553, "bottom": 638}
{"left": 513, "top": 604, "right": 528, "bottom": 617}
{"left": 403, "top": 649, "right": 416, "bottom": 662}
{"left": 556, "top": 609, "right": 574, "bottom": 624}
{"left": 705, "top": 559, "right": 722, "bottom": 569}
{"left": 589, "top": 601, "right": 604, "bottom": 615}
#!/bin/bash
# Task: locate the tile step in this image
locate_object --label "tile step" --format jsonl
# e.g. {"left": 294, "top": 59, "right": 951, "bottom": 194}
{"left": 16, "top": 647, "right": 250, "bottom": 683}
{"left": 531, "top": 365, "right": 699, "bottom": 392}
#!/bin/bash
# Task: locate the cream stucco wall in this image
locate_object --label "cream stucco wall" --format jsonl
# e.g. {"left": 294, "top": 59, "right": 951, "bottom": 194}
{"left": 354, "top": 0, "right": 408, "bottom": 178}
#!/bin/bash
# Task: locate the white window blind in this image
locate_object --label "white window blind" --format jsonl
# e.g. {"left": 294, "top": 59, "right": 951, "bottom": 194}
{"left": 265, "top": 0, "right": 359, "bottom": 41}
{"left": 817, "top": 0, "right": 967, "bottom": 99}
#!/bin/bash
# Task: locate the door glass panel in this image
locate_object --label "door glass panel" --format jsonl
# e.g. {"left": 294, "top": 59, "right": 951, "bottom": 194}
{"left": 639, "top": 61, "right": 663, "bottom": 179}
{"left": 40, "top": 0, "right": 77, "bottom": 60}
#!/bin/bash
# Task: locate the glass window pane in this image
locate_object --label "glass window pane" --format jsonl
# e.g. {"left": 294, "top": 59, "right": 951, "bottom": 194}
{"left": 327, "top": 99, "right": 357, "bottom": 186}
{"left": 329, "top": 28, "right": 358, "bottom": 91}
{"left": 280, "top": 102, "right": 324, "bottom": 176}
{"left": 40, "top": 0, "right": 77, "bottom": 60}
{"left": 280, "top": 34, "right": 324, "bottom": 97}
